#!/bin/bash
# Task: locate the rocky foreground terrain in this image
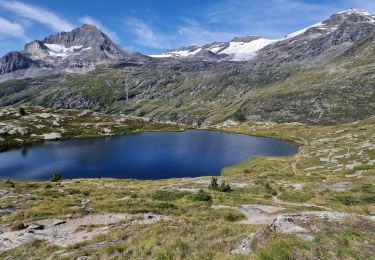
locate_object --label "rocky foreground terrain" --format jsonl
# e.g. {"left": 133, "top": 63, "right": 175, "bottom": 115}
{"left": 0, "top": 106, "right": 183, "bottom": 151}
{"left": 0, "top": 7, "right": 374, "bottom": 259}
{"left": 0, "top": 106, "right": 374, "bottom": 259}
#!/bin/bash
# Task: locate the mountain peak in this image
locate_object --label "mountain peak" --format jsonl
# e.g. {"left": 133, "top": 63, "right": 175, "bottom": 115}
{"left": 80, "top": 24, "right": 100, "bottom": 31}
{"left": 337, "top": 8, "right": 373, "bottom": 16}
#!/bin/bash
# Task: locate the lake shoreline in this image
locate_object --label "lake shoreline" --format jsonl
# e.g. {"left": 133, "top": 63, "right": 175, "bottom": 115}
{"left": 0, "top": 129, "right": 298, "bottom": 181}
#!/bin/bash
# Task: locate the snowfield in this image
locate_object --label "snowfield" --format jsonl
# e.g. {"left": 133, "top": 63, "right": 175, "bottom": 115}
{"left": 149, "top": 9, "right": 375, "bottom": 61}
{"left": 44, "top": 44, "right": 91, "bottom": 58}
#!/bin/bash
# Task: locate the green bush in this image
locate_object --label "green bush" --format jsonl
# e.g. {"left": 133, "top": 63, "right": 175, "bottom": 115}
{"left": 50, "top": 173, "right": 62, "bottom": 182}
{"left": 194, "top": 189, "right": 212, "bottom": 202}
{"left": 265, "top": 182, "right": 278, "bottom": 195}
{"left": 5, "top": 179, "right": 15, "bottom": 188}
{"left": 18, "top": 107, "right": 26, "bottom": 116}
{"left": 208, "top": 177, "right": 232, "bottom": 192}
{"left": 208, "top": 177, "right": 219, "bottom": 190}
{"left": 219, "top": 182, "right": 232, "bottom": 193}
{"left": 232, "top": 108, "right": 247, "bottom": 122}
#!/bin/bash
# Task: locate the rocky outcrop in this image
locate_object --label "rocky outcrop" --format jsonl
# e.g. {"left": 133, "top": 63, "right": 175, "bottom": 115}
{"left": 0, "top": 123, "right": 29, "bottom": 136}
{"left": 0, "top": 52, "right": 39, "bottom": 75}
{"left": 42, "top": 132, "right": 62, "bottom": 140}
{"left": 0, "top": 24, "right": 128, "bottom": 80}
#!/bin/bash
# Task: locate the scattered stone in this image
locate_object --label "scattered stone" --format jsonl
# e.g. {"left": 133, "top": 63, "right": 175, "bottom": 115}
{"left": 271, "top": 215, "right": 307, "bottom": 234}
{"left": 346, "top": 171, "right": 364, "bottom": 178}
{"left": 222, "top": 120, "right": 239, "bottom": 127}
{"left": 78, "top": 110, "right": 91, "bottom": 117}
{"left": 102, "top": 128, "right": 112, "bottom": 134}
{"left": 346, "top": 161, "right": 361, "bottom": 169}
{"left": 289, "top": 183, "right": 305, "bottom": 191}
{"left": 296, "top": 233, "right": 314, "bottom": 242}
{"left": 0, "top": 214, "right": 130, "bottom": 250}
{"left": 301, "top": 211, "right": 350, "bottom": 221}
{"left": 27, "top": 224, "right": 44, "bottom": 230}
{"left": 212, "top": 204, "right": 285, "bottom": 225}
{"left": 38, "top": 113, "right": 52, "bottom": 119}
{"left": 304, "top": 165, "right": 324, "bottom": 171}
{"left": 130, "top": 213, "right": 171, "bottom": 225}
{"left": 176, "top": 188, "right": 201, "bottom": 192}
{"left": 368, "top": 159, "right": 375, "bottom": 166}
{"left": 232, "top": 230, "right": 263, "bottom": 254}
{"left": 0, "top": 189, "right": 9, "bottom": 196}
{"left": 53, "top": 220, "right": 66, "bottom": 226}
{"left": 229, "top": 182, "right": 249, "bottom": 188}
{"left": 43, "top": 132, "right": 62, "bottom": 140}
{"left": 0, "top": 124, "right": 29, "bottom": 136}
{"left": 81, "top": 240, "right": 123, "bottom": 250}
{"left": 76, "top": 256, "right": 89, "bottom": 260}
{"left": 319, "top": 182, "right": 352, "bottom": 192}
{"left": 0, "top": 206, "right": 20, "bottom": 213}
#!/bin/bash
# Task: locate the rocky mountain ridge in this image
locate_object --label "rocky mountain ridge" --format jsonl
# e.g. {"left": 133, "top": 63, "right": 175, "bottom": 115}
{"left": 152, "top": 9, "right": 375, "bottom": 62}
{"left": 0, "top": 9, "right": 374, "bottom": 125}
{"left": 0, "top": 24, "right": 127, "bottom": 81}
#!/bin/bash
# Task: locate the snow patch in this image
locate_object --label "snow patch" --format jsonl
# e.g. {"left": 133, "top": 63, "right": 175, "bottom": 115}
{"left": 168, "top": 48, "right": 201, "bottom": 58}
{"left": 44, "top": 44, "right": 90, "bottom": 59}
{"left": 285, "top": 22, "right": 323, "bottom": 39}
{"left": 219, "top": 38, "right": 276, "bottom": 61}
{"left": 149, "top": 54, "right": 172, "bottom": 58}
{"left": 338, "top": 9, "right": 372, "bottom": 16}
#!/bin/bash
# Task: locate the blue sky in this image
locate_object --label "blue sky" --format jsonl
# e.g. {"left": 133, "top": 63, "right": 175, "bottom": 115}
{"left": 1, "top": 0, "right": 375, "bottom": 56}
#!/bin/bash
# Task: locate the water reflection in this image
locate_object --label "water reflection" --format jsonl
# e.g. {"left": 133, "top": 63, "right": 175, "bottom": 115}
{"left": 0, "top": 130, "right": 298, "bottom": 181}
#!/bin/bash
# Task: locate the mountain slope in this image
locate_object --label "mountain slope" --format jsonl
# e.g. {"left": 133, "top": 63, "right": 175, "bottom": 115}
{"left": 150, "top": 36, "right": 276, "bottom": 61}
{"left": 0, "top": 9, "right": 374, "bottom": 125}
{"left": 0, "top": 24, "right": 127, "bottom": 81}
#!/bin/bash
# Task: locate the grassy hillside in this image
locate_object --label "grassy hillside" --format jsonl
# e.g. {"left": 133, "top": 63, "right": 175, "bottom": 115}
{"left": 0, "top": 115, "right": 374, "bottom": 259}
{"left": 0, "top": 40, "right": 374, "bottom": 125}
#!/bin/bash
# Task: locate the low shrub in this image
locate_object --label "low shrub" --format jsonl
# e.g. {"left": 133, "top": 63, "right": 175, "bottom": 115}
{"left": 18, "top": 107, "right": 26, "bottom": 116}
{"left": 50, "top": 173, "right": 62, "bottom": 182}
{"left": 194, "top": 189, "right": 212, "bottom": 202}
{"left": 208, "top": 177, "right": 232, "bottom": 193}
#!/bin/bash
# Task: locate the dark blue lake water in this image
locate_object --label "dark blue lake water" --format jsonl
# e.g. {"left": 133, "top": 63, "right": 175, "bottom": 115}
{"left": 0, "top": 130, "right": 298, "bottom": 181}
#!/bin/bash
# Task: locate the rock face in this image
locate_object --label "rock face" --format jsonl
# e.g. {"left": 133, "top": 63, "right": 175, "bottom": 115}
{"left": 0, "top": 24, "right": 127, "bottom": 80}
{"left": 39, "top": 24, "right": 127, "bottom": 64}
{"left": 152, "top": 9, "right": 375, "bottom": 63}
{"left": 0, "top": 52, "right": 39, "bottom": 74}
{"left": 256, "top": 9, "right": 375, "bottom": 66}
{"left": 0, "top": 213, "right": 130, "bottom": 250}
{"left": 1, "top": 9, "right": 375, "bottom": 124}
{"left": 151, "top": 36, "right": 275, "bottom": 61}
{"left": 0, "top": 123, "right": 29, "bottom": 136}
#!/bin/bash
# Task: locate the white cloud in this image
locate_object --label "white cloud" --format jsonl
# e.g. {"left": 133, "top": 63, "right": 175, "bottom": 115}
{"left": 124, "top": 17, "right": 172, "bottom": 49}
{"left": 79, "top": 16, "right": 120, "bottom": 42}
{"left": 123, "top": 17, "right": 235, "bottom": 51}
{"left": 176, "top": 19, "right": 235, "bottom": 46}
{"left": 205, "top": 0, "right": 338, "bottom": 39}
{"left": 0, "top": 1, "right": 74, "bottom": 32}
{"left": 0, "top": 16, "right": 25, "bottom": 38}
